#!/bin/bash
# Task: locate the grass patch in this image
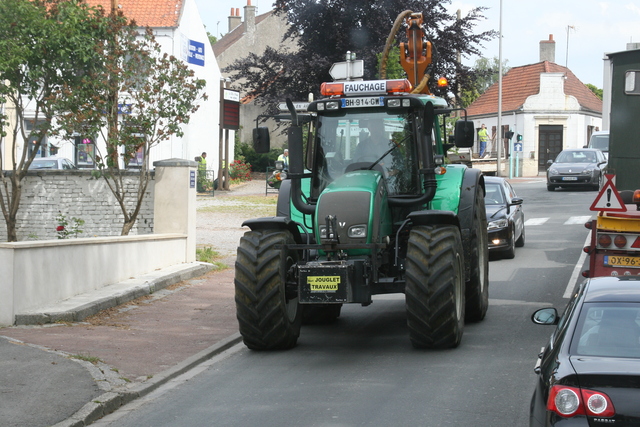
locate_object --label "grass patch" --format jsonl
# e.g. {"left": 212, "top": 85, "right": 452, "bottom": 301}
{"left": 71, "top": 354, "right": 103, "bottom": 365}
{"left": 196, "top": 246, "right": 227, "bottom": 269}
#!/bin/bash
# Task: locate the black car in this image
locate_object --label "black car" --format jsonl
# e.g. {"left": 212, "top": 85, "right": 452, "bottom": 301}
{"left": 546, "top": 148, "right": 607, "bottom": 191}
{"left": 530, "top": 276, "right": 640, "bottom": 426}
{"left": 484, "top": 176, "right": 525, "bottom": 259}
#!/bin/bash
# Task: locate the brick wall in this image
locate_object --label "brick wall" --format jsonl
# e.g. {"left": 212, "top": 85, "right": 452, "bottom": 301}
{"left": 0, "top": 170, "right": 154, "bottom": 241}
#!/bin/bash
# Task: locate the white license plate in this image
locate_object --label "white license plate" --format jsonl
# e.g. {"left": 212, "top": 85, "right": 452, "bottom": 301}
{"left": 562, "top": 176, "right": 578, "bottom": 181}
{"left": 341, "top": 97, "right": 383, "bottom": 108}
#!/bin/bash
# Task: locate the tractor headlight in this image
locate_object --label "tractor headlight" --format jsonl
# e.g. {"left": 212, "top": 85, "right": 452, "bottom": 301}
{"left": 347, "top": 224, "right": 367, "bottom": 239}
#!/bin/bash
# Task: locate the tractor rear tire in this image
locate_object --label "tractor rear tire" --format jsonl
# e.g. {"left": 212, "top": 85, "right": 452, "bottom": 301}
{"left": 405, "top": 225, "right": 465, "bottom": 349}
{"left": 465, "top": 187, "right": 489, "bottom": 322}
{"left": 235, "top": 229, "right": 302, "bottom": 350}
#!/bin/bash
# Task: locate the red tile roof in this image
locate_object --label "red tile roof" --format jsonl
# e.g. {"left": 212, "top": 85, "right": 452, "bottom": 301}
{"left": 85, "top": 0, "right": 183, "bottom": 28}
{"left": 213, "top": 11, "right": 273, "bottom": 57}
{"left": 466, "top": 61, "right": 602, "bottom": 117}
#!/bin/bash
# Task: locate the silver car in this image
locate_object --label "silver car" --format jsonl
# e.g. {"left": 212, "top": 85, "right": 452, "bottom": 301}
{"left": 28, "top": 157, "right": 77, "bottom": 170}
{"left": 546, "top": 148, "right": 607, "bottom": 191}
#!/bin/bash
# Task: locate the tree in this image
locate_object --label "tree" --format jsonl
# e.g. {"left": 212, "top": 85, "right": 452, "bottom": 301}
{"left": 224, "top": 0, "right": 496, "bottom": 111}
{"left": 57, "top": 8, "right": 207, "bottom": 235}
{"left": 460, "top": 56, "right": 510, "bottom": 107}
{"left": 586, "top": 83, "right": 603, "bottom": 100}
{"left": 0, "top": 0, "right": 106, "bottom": 242}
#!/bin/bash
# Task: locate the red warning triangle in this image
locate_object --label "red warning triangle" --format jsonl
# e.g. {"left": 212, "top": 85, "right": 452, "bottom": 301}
{"left": 590, "top": 174, "right": 627, "bottom": 212}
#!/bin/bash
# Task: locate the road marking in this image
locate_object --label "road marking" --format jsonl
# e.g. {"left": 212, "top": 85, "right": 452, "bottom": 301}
{"left": 564, "top": 216, "right": 593, "bottom": 225}
{"left": 524, "top": 218, "right": 549, "bottom": 226}
{"left": 563, "top": 231, "right": 592, "bottom": 298}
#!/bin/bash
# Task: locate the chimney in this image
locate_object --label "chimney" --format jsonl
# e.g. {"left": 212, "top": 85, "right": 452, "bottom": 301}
{"left": 540, "top": 34, "right": 556, "bottom": 63}
{"left": 228, "top": 7, "right": 241, "bottom": 32}
{"left": 244, "top": 0, "right": 256, "bottom": 34}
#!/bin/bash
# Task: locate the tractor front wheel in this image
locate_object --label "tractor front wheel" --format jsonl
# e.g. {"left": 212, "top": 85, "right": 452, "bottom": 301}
{"left": 235, "top": 230, "right": 302, "bottom": 350}
{"left": 405, "top": 225, "right": 465, "bottom": 349}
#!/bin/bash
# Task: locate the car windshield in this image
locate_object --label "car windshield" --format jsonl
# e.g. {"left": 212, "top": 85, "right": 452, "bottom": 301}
{"left": 311, "top": 110, "right": 420, "bottom": 197}
{"left": 590, "top": 135, "right": 609, "bottom": 151}
{"left": 484, "top": 183, "right": 505, "bottom": 205}
{"left": 572, "top": 303, "right": 640, "bottom": 358}
{"left": 29, "top": 160, "right": 57, "bottom": 169}
{"left": 555, "top": 151, "right": 596, "bottom": 164}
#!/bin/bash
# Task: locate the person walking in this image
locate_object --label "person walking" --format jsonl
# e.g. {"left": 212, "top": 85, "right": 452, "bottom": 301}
{"left": 478, "top": 124, "right": 489, "bottom": 158}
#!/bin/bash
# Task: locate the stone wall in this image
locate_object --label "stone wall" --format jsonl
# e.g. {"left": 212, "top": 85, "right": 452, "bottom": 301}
{"left": 0, "top": 170, "right": 154, "bottom": 241}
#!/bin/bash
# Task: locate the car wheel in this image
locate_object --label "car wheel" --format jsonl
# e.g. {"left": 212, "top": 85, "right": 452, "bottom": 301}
{"left": 593, "top": 174, "right": 603, "bottom": 191}
{"left": 547, "top": 184, "right": 555, "bottom": 191}
{"left": 515, "top": 225, "right": 525, "bottom": 248}
{"left": 502, "top": 227, "right": 516, "bottom": 259}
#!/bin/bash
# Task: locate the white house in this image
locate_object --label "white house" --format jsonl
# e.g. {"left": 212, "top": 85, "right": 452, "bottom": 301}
{"left": 467, "top": 35, "right": 602, "bottom": 176}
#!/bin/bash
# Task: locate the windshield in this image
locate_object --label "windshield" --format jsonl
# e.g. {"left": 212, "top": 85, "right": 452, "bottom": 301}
{"left": 484, "top": 183, "right": 505, "bottom": 205}
{"left": 311, "top": 110, "right": 420, "bottom": 197}
{"left": 555, "top": 151, "right": 597, "bottom": 164}
{"left": 590, "top": 135, "right": 609, "bottom": 151}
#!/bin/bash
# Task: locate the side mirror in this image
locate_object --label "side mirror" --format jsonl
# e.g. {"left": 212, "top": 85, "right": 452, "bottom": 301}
{"left": 454, "top": 120, "right": 475, "bottom": 148}
{"left": 546, "top": 159, "right": 554, "bottom": 167}
{"left": 253, "top": 127, "right": 270, "bottom": 153}
{"left": 509, "top": 197, "right": 524, "bottom": 206}
{"left": 531, "top": 308, "right": 559, "bottom": 325}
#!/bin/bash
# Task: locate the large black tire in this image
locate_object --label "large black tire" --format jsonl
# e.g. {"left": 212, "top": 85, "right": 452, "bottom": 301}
{"left": 405, "top": 225, "right": 465, "bottom": 349}
{"left": 465, "top": 187, "right": 489, "bottom": 322}
{"left": 235, "top": 230, "right": 302, "bottom": 350}
{"left": 302, "top": 304, "right": 342, "bottom": 324}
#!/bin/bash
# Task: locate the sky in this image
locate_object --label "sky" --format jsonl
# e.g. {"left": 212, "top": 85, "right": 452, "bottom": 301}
{"left": 195, "top": 0, "right": 640, "bottom": 88}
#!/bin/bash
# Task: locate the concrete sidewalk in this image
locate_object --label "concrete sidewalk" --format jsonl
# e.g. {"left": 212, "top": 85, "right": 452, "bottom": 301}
{"left": 0, "top": 263, "right": 242, "bottom": 427}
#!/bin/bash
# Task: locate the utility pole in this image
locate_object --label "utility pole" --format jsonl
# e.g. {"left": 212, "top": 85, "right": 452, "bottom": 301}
{"left": 566, "top": 25, "right": 575, "bottom": 68}
{"left": 496, "top": 0, "right": 503, "bottom": 176}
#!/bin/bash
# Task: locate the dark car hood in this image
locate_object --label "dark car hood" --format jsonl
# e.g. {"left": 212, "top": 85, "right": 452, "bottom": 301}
{"left": 485, "top": 205, "right": 507, "bottom": 220}
{"left": 550, "top": 162, "right": 598, "bottom": 173}
{"left": 570, "top": 356, "right": 640, "bottom": 420}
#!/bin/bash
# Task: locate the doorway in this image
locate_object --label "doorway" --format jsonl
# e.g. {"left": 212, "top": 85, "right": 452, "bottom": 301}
{"left": 538, "top": 125, "right": 563, "bottom": 172}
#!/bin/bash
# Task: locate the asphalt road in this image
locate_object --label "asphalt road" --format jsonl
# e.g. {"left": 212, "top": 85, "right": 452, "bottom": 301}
{"left": 95, "top": 179, "right": 598, "bottom": 427}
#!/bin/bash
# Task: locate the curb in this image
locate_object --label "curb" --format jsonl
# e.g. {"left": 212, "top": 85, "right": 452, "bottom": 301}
{"left": 52, "top": 333, "right": 243, "bottom": 427}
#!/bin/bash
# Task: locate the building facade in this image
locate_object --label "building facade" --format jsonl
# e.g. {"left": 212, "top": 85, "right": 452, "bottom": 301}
{"left": 3, "top": 0, "right": 229, "bottom": 173}
{"left": 214, "top": 1, "right": 296, "bottom": 148}
{"left": 467, "top": 35, "right": 602, "bottom": 176}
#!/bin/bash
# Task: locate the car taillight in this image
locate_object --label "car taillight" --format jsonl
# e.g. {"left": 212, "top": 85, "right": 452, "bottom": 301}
{"left": 547, "top": 385, "right": 615, "bottom": 418}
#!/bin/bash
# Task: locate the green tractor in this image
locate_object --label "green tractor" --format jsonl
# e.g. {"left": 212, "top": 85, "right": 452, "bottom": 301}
{"left": 234, "top": 12, "right": 488, "bottom": 350}
{"left": 234, "top": 81, "right": 488, "bottom": 350}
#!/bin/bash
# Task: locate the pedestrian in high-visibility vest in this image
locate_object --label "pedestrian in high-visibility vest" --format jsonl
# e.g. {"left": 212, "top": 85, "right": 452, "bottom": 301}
{"left": 198, "top": 152, "right": 207, "bottom": 172}
{"left": 277, "top": 149, "right": 289, "bottom": 169}
{"left": 478, "top": 124, "right": 489, "bottom": 158}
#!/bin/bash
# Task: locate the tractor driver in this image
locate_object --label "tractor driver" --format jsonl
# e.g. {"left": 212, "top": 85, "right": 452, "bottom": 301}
{"left": 354, "top": 119, "right": 393, "bottom": 163}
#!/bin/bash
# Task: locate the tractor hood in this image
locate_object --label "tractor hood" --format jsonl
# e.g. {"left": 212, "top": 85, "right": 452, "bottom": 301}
{"left": 315, "top": 170, "right": 392, "bottom": 254}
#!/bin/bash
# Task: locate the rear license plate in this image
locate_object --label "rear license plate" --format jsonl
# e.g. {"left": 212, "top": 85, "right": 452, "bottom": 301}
{"left": 562, "top": 176, "right": 578, "bottom": 181}
{"left": 604, "top": 255, "right": 640, "bottom": 268}
{"left": 341, "top": 97, "right": 383, "bottom": 108}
